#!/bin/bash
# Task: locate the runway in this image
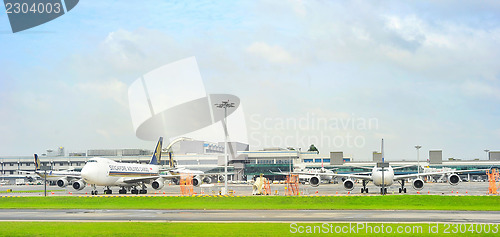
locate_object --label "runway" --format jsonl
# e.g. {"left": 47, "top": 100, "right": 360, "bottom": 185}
{"left": 2, "top": 209, "right": 500, "bottom": 223}
{"left": 0, "top": 182, "right": 492, "bottom": 196}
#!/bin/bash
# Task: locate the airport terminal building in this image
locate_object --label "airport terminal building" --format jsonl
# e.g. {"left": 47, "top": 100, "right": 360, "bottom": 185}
{"left": 1, "top": 140, "right": 498, "bottom": 183}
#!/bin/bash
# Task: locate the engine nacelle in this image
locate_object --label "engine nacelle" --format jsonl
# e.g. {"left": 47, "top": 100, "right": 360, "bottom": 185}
{"left": 448, "top": 174, "right": 461, "bottom": 185}
{"left": 202, "top": 177, "right": 212, "bottom": 184}
{"left": 193, "top": 177, "right": 201, "bottom": 187}
{"left": 72, "top": 180, "right": 85, "bottom": 191}
{"left": 152, "top": 178, "right": 165, "bottom": 190}
{"left": 412, "top": 178, "right": 424, "bottom": 190}
{"left": 309, "top": 176, "right": 321, "bottom": 187}
{"left": 57, "top": 178, "right": 68, "bottom": 188}
{"left": 343, "top": 179, "right": 354, "bottom": 191}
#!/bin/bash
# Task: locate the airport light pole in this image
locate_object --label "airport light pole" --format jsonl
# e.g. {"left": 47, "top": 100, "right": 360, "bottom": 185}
{"left": 485, "top": 150, "right": 490, "bottom": 160}
{"left": 415, "top": 145, "right": 422, "bottom": 175}
{"left": 215, "top": 100, "right": 235, "bottom": 195}
{"left": 381, "top": 139, "right": 385, "bottom": 195}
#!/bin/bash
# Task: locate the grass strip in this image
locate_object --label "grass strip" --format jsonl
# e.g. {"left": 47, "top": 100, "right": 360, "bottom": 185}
{"left": 0, "top": 190, "right": 64, "bottom": 193}
{"left": 0, "top": 222, "right": 497, "bottom": 236}
{"left": 0, "top": 195, "right": 499, "bottom": 211}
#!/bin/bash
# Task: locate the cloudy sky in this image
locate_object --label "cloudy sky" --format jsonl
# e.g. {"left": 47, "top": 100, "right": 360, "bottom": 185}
{"left": 0, "top": 1, "right": 499, "bottom": 161}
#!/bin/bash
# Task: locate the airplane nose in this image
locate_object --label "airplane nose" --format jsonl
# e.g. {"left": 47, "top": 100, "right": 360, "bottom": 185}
{"left": 81, "top": 165, "right": 91, "bottom": 181}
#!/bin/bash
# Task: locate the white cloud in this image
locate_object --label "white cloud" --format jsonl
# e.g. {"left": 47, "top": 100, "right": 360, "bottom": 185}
{"left": 461, "top": 81, "right": 500, "bottom": 100}
{"left": 246, "top": 42, "right": 297, "bottom": 64}
{"left": 75, "top": 79, "right": 129, "bottom": 107}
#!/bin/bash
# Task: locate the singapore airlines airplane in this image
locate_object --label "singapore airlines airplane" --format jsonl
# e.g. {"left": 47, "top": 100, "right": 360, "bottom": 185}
{"left": 294, "top": 139, "right": 486, "bottom": 194}
{"left": 81, "top": 137, "right": 166, "bottom": 195}
{"left": 29, "top": 154, "right": 81, "bottom": 188}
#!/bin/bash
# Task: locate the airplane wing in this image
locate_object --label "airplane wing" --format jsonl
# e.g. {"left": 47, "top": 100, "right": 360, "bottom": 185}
{"left": 159, "top": 173, "right": 181, "bottom": 179}
{"left": 394, "top": 169, "right": 488, "bottom": 181}
{"left": 341, "top": 165, "right": 373, "bottom": 171}
{"left": 18, "top": 170, "right": 35, "bottom": 175}
{"left": 273, "top": 171, "right": 373, "bottom": 181}
{"left": 201, "top": 172, "right": 234, "bottom": 176}
{"left": 122, "top": 176, "right": 160, "bottom": 184}
{"left": 323, "top": 173, "right": 372, "bottom": 181}
{"left": 392, "top": 164, "right": 417, "bottom": 170}
{"left": 65, "top": 175, "right": 82, "bottom": 180}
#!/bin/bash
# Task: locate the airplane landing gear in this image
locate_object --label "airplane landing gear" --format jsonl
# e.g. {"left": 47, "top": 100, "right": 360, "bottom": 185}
{"left": 104, "top": 187, "right": 112, "bottom": 195}
{"left": 139, "top": 184, "right": 147, "bottom": 194}
{"left": 91, "top": 185, "right": 98, "bottom": 195}
{"left": 380, "top": 188, "right": 387, "bottom": 194}
{"left": 131, "top": 187, "right": 139, "bottom": 195}
{"left": 361, "top": 180, "right": 369, "bottom": 193}
{"left": 119, "top": 187, "right": 127, "bottom": 194}
{"left": 398, "top": 180, "right": 407, "bottom": 193}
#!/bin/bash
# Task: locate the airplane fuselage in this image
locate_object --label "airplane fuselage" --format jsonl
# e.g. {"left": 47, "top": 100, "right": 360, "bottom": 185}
{"left": 297, "top": 169, "right": 334, "bottom": 182}
{"left": 81, "top": 158, "right": 159, "bottom": 187}
{"left": 371, "top": 166, "right": 395, "bottom": 187}
{"left": 168, "top": 167, "right": 204, "bottom": 176}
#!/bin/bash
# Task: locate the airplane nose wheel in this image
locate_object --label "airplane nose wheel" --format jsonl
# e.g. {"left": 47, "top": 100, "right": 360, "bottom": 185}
{"left": 398, "top": 180, "right": 407, "bottom": 193}
{"left": 91, "top": 185, "right": 97, "bottom": 195}
{"left": 380, "top": 188, "right": 387, "bottom": 194}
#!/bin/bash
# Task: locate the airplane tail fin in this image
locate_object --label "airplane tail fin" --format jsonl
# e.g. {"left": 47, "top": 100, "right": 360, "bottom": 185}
{"left": 34, "top": 154, "right": 40, "bottom": 171}
{"left": 149, "top": 137, "right": 163, "bottom": 165}
{"left": 169, "top": 152, "right": 175, "bottom": 168}
{"left": 381, "top": 138, "right": 385, "bottom": 163}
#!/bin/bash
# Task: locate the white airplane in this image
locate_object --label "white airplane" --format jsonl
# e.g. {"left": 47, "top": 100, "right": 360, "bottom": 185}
{"left": 297, "top": 167, "right": 335, "bottom": 184}
{"left": 22, "top": 154, "right": 82, "bottom": 188}
{"left": 81, "top": 137, "right": 167, "bottom": 195}
{"left": 273, "top": 167, "right": 336, "bottom": 184}
{"left": 163, "top": 151, "right": 226, "bottom": 186}
{"left": 292, "top": 139, "right": 486, "bottom": 194}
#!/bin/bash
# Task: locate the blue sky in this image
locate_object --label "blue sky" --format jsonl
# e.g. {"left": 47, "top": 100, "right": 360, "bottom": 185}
{"left": 0, "top": 1, "right": 499, "bottom": 161}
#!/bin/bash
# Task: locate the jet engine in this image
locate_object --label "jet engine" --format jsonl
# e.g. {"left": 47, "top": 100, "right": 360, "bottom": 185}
{"left": 343, "top": 179, "right": 354, "bottom": 191}
{"left": 72, "top": 180, "right": 85, "bottom": 191}
{"left": 193, "top": 176, "right": 201, "bottom": 187}
{"left": 152, "top": 178, "right": 165, "bottom": 190}
{"left": 448, "top": 174, "right": 461, "bottom": 185}
{"left": 309, "top": 176, "right": 321, "bottom": 187}
{"left": 412, "top": 178, "right": 424, "bottom": 190}
{"left": 57, "top": 178, "right": 68, "bottom": 188}
{"left": 202, "top": 177, "right": 212, "bottom": 184}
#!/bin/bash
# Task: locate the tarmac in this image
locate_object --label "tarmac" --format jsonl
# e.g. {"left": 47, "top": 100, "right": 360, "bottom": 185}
{"left": 0, "top": 209, "right": 499, "bottom": 223}
{"left": 0, "top": 181, "right": 494, "bottom": 197}
{"left": 0, "top": 182, "right": 498, "bottom": 223}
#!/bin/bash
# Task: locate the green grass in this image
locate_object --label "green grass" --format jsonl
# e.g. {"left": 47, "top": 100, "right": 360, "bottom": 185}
{"left": 0, "top": 190, "right": 64, "bottom": 193}
{"left": 0, "top": 222, "right": 496, "bottom": 236}
{"left": 0, "top": 195, "right": 499, "bottom": 210}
